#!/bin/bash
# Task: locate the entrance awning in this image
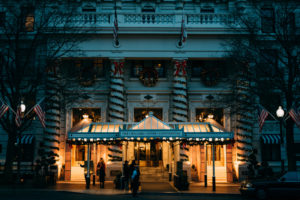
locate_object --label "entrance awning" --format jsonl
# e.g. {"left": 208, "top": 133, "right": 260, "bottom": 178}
{"left": 261, "top": 134, "right": 281, "bottom": 144}
{"left": 68, "top": 113, "right": 234, "bottom": 144}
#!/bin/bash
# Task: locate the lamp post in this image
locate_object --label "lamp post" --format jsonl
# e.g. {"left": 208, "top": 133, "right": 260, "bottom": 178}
{"left": 276, "top": 106, "right": 284, "bottom": 173}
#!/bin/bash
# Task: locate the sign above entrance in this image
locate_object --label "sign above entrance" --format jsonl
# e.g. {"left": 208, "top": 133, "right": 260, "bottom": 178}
{"left": 120, "top": 129, "right": 183, "bottom": 138}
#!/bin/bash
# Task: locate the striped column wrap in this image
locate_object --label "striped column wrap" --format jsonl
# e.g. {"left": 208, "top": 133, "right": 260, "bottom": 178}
{"left": 235, "top": 79, "right": 253, "bottom": 162}
{"left": 172, "top": 60, "right": 189, "bottom": 161}
{"left": 108, "top": 61, "right": 124, "bottom": 161}
{"left": 44, "top": 74, "right": 60, "bottom": 157}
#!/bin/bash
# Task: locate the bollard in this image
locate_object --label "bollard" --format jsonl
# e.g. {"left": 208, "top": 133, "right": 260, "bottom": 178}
{"left": 204, "top": 174, "right": 207, "bottom": 187}
{"left": 93, "top": 175, "right": 95, "bottom": 185}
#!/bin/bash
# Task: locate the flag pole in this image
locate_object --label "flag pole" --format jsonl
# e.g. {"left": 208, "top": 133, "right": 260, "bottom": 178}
{"left": 0, "top": 97, "right": 16, "bottom": 115}
{"left": 24, "top": 97, "right": 45, "bottom": 118}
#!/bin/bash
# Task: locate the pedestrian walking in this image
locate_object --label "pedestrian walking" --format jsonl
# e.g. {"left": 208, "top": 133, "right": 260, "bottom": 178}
{"left": 97, "top": 158, "right": 106, "bottom": 188}
{"left": 123, "top": 160, "right": 130, "bottom": 190}
{"left": 131, "top": 165, "right": 140, "bottom": 197}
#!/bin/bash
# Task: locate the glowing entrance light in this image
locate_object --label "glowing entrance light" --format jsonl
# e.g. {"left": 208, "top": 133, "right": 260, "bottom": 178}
{"left": 82, "top": 114, "right": 89, "bottom": 119}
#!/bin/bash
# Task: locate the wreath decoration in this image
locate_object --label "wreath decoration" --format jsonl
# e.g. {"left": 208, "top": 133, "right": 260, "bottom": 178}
{"left": 139, "top": 66, "right": 158, "bottom": 87}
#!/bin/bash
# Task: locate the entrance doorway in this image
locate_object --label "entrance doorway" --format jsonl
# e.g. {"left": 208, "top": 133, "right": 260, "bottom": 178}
{"left": 134, "top": 141, "right": 162, "bottom": 167}
{"left": 206, "top": 144, "right": 227, "bottom": 182}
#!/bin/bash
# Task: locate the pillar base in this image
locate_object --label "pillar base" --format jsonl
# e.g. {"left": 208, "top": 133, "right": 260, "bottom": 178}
{"left": 212, "top": 176, "right": 216, "bottom": 191}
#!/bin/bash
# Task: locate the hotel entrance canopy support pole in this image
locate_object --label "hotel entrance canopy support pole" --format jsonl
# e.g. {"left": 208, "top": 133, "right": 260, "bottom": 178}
{"left": 86, "top": 143, "right": 91, "bottom": 189}
{"left": 212, "top": 143, "right": 216, "bottom": 191}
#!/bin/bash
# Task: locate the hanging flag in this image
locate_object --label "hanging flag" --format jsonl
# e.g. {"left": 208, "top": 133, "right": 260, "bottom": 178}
{"left": 180, "top": 15, "right": 187, "bottom": 45}
{"left": 257, "top": 105, "right": 269, "bottom": 132}
{"left": 34, "top": 100, "right": 45, "bottom": 128}
{"left": 113, "top": 4, "right": 119, "bottom": 45}
{"left": 15, "top": 107, "right": 21, "bottom": 127}
{"left": 288, "top": 105, "right": 300, "bottom": 128}
{"left": 0, "top": 102, "right": 9, "bottom": 118}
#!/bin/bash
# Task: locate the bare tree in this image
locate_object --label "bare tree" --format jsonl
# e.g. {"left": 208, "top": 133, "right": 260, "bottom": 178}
{"left": 225, "top": 0, "right": 300, "bottom": 170}
{"left": 0, "top": 0, "right": 85, "bottom": 181}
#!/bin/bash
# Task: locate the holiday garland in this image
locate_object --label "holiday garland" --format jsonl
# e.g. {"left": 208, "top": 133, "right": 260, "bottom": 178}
{"left": 108, "top": 61, "right": 125, "bottom": 161}
{"left": 44, "top": 73, "right": 60, "bottom": 158}
{"left": 236, "top": 72, "right": 253, "bottom": 162}
{"left": 172, "top": 60, "right": 189, "bottom": 161}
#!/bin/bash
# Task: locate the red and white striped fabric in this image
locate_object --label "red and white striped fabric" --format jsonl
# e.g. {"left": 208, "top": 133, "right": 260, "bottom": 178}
{"left": 34, "top": 104, "right": 45, "bottom": 128}
{"left": 15, "top": 107, "right": 21, "bottom": 127}
{"left": 0, "top": 102, "right": 9, "bottom": 118}
{"left": 289, "top": 105, "right": 300, "bottom": 128}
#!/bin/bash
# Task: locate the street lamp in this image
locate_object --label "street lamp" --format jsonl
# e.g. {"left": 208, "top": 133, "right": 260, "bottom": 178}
{"left": 276, "top": 106, "right": 285, "bottom": 173}
{"left": 20, "top": 101, "right": 26, "bottom": 113}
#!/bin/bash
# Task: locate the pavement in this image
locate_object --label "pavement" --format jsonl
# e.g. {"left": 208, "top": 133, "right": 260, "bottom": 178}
{"left": 0, "top": 180, "right": 241, "bottom": 196}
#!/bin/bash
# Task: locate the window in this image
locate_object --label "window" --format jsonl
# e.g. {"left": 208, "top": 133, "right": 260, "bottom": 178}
{"left": 134, "top": 108, "right": 162, "bottom": 122}
{"left": 261, "top": 8, "right": 275, "bottom": 33}
{"left": 196, "top": 108, "right": 224, "bottom": 126}
{"left": 0, "top": 144, "right": 2, "bottom": 154}
{"left": 261, "top": 143, "right": 281, "bottom": 161}
{"left": 190, "top": 60, "right": 229, "bottom": 86}
{"left": 72, "top": 108, "right": 101, "bottom": 127}
{"left": 0, "top": 12, "right": 5, "bottom": 27}
{"left": 13, "top": 143, "right": 35, "bottom": 162}
{"left": 130, "top": 60, "right": 167, "bottom": 78}
{"left": 60, "top": 58, "right": 106, "bottom": 79}
{"left": 22, "top": 7, "right": 35, "bottom": 32}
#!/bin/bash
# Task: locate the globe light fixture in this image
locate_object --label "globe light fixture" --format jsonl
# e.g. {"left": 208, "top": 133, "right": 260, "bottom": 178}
{"left": 276, "top": 106, "right": 284, "bottom": 118}
{"left": 82, "top": 114, "right": 89, "bottom": 119}
{"left": 20, "top": 101, "right": 26, "bottom": 113}
{"left": 208, "top": 113, "right": 214, "bottom": 119}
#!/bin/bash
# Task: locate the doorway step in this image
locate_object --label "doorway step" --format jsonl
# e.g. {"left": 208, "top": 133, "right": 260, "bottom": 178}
{"left": 207, "top": 166, "right": 227, "bottom": 183}
{"left": 140, "top": 167, "right": 169, "bottom": 182}
{"left": 70, "top": 166, "right": 85, "bottom": 181}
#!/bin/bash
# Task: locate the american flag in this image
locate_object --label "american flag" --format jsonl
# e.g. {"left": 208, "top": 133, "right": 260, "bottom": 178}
{"left": 0, "top": 102, "right": 9, "bottom": 118}
{"left": 15, "top": 107, "right": 21, "bottom": 127}
{"left": 289, "top": 105, "right": 300, "bottom": 128}
{"left": 113, "top": 5, "right": 119, "bottom": 45}
{"left": 180, "top": 16, "right": 187, "bottom": 44}
{"left": 257, "top": 105, "right": 269, "bottom": 132}
{"left": 34, "top": 102, "right": 45, "bottom": 128}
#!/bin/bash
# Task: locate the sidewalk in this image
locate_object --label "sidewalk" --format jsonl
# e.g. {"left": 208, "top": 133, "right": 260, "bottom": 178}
{"left": 0, "top": 181, "right": 241, "bottom": 196}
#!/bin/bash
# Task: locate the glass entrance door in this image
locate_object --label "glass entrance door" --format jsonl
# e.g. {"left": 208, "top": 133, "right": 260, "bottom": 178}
{"left": 207, "top": 144, "right": 225, "bottom": 167}
{"left": 134, "top": 141, "right": 162, "bottom": 167}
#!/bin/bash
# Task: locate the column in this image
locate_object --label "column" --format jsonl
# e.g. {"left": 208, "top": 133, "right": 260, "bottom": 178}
{"left": 226, "top": 144, "right": 233, "bottom": 182}
{"left": 172, "top": 59, "right": 188, "bottom": 163}
{"left": 107, "top": 58, "right": 125, "bottom": 179}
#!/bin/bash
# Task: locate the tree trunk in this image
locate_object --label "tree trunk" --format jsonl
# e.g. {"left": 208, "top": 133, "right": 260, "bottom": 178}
{"left": 285, "top": 119, "right": 296, "bottom": 171}
{"left": 4, "top": 133, "right": 17, "bottom": 183}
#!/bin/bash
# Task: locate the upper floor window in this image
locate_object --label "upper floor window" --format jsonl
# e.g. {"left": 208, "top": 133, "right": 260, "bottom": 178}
{"left": 0, "top": 12, "right": 5, "bottom": 27}
{"left": 196, "top": 108, "right": 224, "bottom": 126}
{"left": 190, "top": 60, "right": 229, "bottom": 86}
{"left": 22, "top": 6, "right": 35, "bottom": 32}
{"left": 72, "top": 108, "right": 101, "bottom": 127}
{"left": 261, "top": 143, "right": 281, "bottom": 161}
{"left": 134, "top": 108, "right": 162, "bottom": 122}
{"left": 257, "top": 49, "right": 278, "bottom": 79}
{"left": 131, "top": 60, "right": 167, "bottom": 78}
{"left": 261, "top": 8, "right": 275, "bottom": 33}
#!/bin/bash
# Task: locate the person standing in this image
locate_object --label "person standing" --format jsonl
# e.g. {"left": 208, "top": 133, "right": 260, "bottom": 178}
{"left": 97, "top": 158, "right": 106, "bottom": 188}
{"left": 131, "top": 165, "right": 140, "bottom": 197}
{"left": 129, "top": 160, "right": 136, "bottom": 189}
{"left": 123, "top": 161, "right": 130, "bottom": 190}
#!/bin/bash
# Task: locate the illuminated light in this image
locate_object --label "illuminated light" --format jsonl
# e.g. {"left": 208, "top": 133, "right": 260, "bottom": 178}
{"left": 163, "top": 137, "right": 166, "bottom": 140}
{"left": 72, "top": 138, "right": 75, "bottom": 141}
{"left": 82, "top": 114, "right": 89, "bottom": 119}
{"left": 221, "top": 138, "right": 224, "bottom": 141}
{"left": 78, "top": 138, "right": 81, "bottom": 141}
{"left": 131, "top": 137, "right": 134, "bottom": 140}
{"left": 143, "top": 138, "right": 147, "bottom": 141}
{"left": 276, "top": 106, "right": 284, "bottom": 118}
{"left": 97, "top": 138, "right": 100, "bottom": 141}
{"left": 209, "top": 138, "right": 212, "bottom": 141}
{"left": 145, "top": 114, "right": 149, "bottom": 118}
{"left": 84, "top": 138, "right": 87, "bottom": 142}
{"left": 20, "top": 101, "right": 26, "bottom": 113}
{"left": 207, "top": 113, "right": 214, "bottom": 119}
{"left": 196, "top": 138, "right": 199, "bottom": 141}
{"left": 176, "top": 137, "right": 179, "bottom": 140}
{"left": 104, "top": 138, "right": 107, "bottom": 141}
{"left": 90, "top": 138, "right": 93, "bottom": 142}
{"left": 169, "top": 137, "right": 173, "bottom": 141}
{"left": 110, "top": 138, "right": 113, "bottom": 141}
{"left": 202, "top": 138, "right": 206, "bottom": 141}
{"left": 189, "top": 138, "right": 192, "bottom": 141}
{"left": 150, "top": 137, "right": 154, "bottom": 140}
{"left": 215, "top": 138, "right": 219, "bottom": 141}
{"left": 125, "top": 137, "right": 128, "bottom": 140}
{"left": 137, "top": 137, "right": 140, "bottom": 141}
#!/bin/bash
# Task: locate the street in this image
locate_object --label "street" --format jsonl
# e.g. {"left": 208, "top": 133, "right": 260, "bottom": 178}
{"left": 0, "top": 190, "right": 245, "bottom": 200}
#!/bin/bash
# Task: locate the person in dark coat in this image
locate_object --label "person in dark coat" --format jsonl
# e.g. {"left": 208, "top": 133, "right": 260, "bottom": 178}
{"left": 97, "top": 158, "right": 106, "bottom": 188}
{"left": 129, "top": 160, "right": 136, "bottom": 189}
{"left": 123, "top": 161, "right": 130, "bottom": 190}
{"left": 131, "top": 165, "right": 140, "bottom": 197}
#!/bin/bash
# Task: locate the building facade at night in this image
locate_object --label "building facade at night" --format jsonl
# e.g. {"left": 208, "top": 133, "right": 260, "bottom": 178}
{"left": 0, "top": 0, "right": 299, "bottom": 184}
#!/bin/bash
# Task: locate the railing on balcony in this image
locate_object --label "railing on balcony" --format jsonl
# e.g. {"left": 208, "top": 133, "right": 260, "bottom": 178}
{"left": 187, "top": 13, "right": 234, "bottom": 25}
{"left": 124, "top": 13, "right": 175, "bottom": 24}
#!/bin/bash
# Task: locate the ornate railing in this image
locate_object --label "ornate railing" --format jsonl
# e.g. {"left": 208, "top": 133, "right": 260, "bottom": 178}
{"left": 187, "top": 13, "right": 233, "bottom": 25}
{"left": 124, "top": 13, "right": 175, "bottom": 24}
